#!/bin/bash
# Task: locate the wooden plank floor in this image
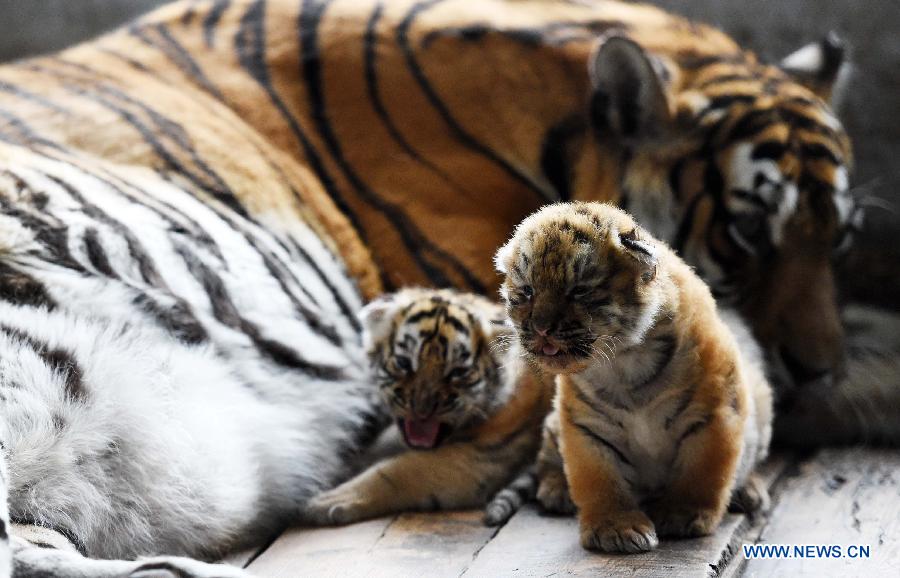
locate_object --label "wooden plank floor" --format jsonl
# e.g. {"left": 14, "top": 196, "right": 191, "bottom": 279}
{"left": 224, "top": 450, "right": 899, "bottom": 577}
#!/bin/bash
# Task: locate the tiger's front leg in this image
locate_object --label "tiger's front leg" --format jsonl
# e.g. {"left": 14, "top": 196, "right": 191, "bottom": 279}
{"left": 304, "top": 443, "right": 510, "bottom": 526}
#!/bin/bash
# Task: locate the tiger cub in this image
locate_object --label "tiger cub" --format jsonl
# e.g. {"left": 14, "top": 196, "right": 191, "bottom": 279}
{"left": 304, "top": 288, "right": 551, "bottom": 525}
{"left": 494, "top": 202, "right": 773, "bottom": 553}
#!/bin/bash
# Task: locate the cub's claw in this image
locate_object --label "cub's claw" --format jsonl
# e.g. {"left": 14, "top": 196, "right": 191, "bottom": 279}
{"left": 580, "top": 511, "right": 658, "bottom": 553}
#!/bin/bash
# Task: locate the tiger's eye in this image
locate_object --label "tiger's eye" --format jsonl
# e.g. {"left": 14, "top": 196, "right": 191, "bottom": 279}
{"left": 394, "top": 356, "right": 412, "bottom": 372}
{"left": 522, "top": 285, "right": 534, "bottom": 298}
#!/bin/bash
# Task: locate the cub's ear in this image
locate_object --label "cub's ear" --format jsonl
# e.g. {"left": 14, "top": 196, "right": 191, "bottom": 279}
{"left": 589, "top": 34, "right": 673, "bottom": 141}
{"left": 359, "top": 294, "right": 402, "bottom": 347}
{"left": 494, "top": 239, "right": 515, "bottom": 276}
{"left": 617, "top": 228, "right": 658, "bottom": 283}
{"left": 780, "top": 32, "right": 847, "bottom": 103}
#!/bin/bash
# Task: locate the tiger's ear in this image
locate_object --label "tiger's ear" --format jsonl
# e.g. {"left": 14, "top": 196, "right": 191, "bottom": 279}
{"left": 780, "top": 32, "right": 847, "bottom": 103}
{"left": 617, "top": 228, "right": 658, "bottom": 283}
{"left": 359, "top": 294, "right": 402, "bottom": 348}
{"left": 589, "top": 34, "right": 673, "bottom": 141}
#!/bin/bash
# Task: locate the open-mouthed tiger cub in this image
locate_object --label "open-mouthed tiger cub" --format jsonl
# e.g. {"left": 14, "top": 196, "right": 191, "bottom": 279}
{"left": 494, "top": 202, "right": 773, "bottom": 553}
{"left": 304, "top": 288, "right": 551, "bottom": 525}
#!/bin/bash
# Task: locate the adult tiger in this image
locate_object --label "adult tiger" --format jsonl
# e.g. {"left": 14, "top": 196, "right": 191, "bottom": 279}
{"left": 0, "top": 0, "right": 897, "bottom": 576}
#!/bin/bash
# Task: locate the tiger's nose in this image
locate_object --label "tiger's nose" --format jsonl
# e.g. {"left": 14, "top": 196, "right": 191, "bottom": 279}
{"left": 535, "top": 326, "right": 549, "bottom": 337}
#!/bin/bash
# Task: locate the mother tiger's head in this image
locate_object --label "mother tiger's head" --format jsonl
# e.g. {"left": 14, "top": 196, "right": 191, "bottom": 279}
{"left": 583, "top": 31, "right": 859, "bottom": 390}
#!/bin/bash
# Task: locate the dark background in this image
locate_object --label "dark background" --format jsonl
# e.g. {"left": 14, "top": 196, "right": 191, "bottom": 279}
{"left": 0, "top": 0, "right": 895, "bottom": 307}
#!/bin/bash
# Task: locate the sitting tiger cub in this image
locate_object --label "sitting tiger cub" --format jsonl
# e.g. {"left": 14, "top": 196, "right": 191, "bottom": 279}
{"left": 494, "top": 202, "right": 773, "bottom": 553}
{"left": 304, "top": 288, "right": 551, "bottom": 525}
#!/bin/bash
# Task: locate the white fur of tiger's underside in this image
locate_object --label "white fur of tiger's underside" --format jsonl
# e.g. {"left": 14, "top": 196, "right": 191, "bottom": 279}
{"left": 0, "top": 142, "right": 381, "bottom": 577}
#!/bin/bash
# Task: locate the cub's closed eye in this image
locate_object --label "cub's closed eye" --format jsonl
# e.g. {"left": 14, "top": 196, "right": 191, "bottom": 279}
{"left": 446, "top": 366, "right": 470, "bottom": 380}
{"left": 569, "top": 285, "right": 592, "bottom": 300}
{"left": 394, "top": 356, "right": 412, "bottom": 372}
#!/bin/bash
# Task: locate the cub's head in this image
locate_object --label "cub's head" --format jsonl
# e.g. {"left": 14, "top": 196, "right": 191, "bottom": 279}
{"left": 495, "top": 202, "right": 663, "bottom": 375}
{"left": 360, "top": 288, "right": 512, "bottom": 449}
{"left": 586, "top": 32, "right": 858, "bottom": 387}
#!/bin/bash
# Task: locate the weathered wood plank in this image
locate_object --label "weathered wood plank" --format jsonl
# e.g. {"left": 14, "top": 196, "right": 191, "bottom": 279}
{"left": 246, "top": 517, "right": 396, "bottom": 577}
{"left": 742, "top": 449, "right": 900, "bottom": 577}
{"left": 463, "top": 457, "right": 789, "bottom": 578}
{"left": 246, "top": 511, "right": 496, "bottom": 577}
{"left": 244, "top": 457, "right": 790, "bottom": 577}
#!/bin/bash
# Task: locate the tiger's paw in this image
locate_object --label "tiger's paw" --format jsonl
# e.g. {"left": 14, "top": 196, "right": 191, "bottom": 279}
{"left": 579, "top": 510, "right": 658, "bottom": 553}
{"left": 649, "top": 505, "right": 722, "bottom": 538}
{"left": 303, "top": 489, "right": 370, "bottom": 526}
{"left": 728, "top": 474, "right": 770, "bottom": 515}
{"left": 536, "top": 471, "right": 576, "bottom": 516}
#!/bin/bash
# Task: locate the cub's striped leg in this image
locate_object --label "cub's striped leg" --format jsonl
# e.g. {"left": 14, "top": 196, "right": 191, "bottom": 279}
{"left": 304, "top": 442, "right": 523, "bottom": 526}
{"left": 645, "top": 411, "right": 743, "bottom": 539}
{"left": 557, "top": 383, "right": 657, "bottom": 554}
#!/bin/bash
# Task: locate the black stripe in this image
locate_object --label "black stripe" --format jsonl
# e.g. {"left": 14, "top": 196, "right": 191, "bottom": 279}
{"left": 286, "top": 238, "right": 362, "bottom": 334}
{"left": 233, "top": 0, "right": 374, "bottom": 260}
{"left": 0, "top": 261, "right": 56, "bottom": 309}
{"left": 0, "top": 107, "right": 62, "bottom": 150}
{"left": 677, "top": 416, "right": 712, "bottom": 445}
{"left": 801, "top": 142, "right": 841, "bottom": 165}
{"left": 397, "top": 0, "right": 551, "bottom": 201}
{"left": 570, "top": 382, "right": 623, "bottom": 426}
{"left": 61, "top": 79, "right": 248, "bottom": 219}
{"left": 128, "top": 23, "right": 225, "bottom": 101}
{"left": 0, "top": 171, "right": 86, "bottom": 272}
{"left": 421, "top": 19, "right": 623, "bottom": 49}
{"left": 83, "top": 227, "right": 119, "bottom": 278}
{"left": 632, "top": 335, "right": 677, "bottom": 390}
{"left": 572, "top": 421, "right": 632, "bottom": 467}
{"left": 363, "top": 2, "right": 473, "bottom": 197}
{"left": 540, "top": 115, "right": 585, "bottom": 202}
{"left": 0, "top": 80, "right": 71, "bottom": 116}
{"left": 203, "top": 0, "right": 232, "bottom": 48}
{"left": 300, "top": 0, "right": 484, "bottom": 292}
{"left": 0, "top": 325, "right": 86, "bottom": 402}
{"left": 98, "top": 47, "right": 153, "bottom": 73}
{"left": 43, "top": 173, "right": 210, "bottom": 343}
{"left": 174, "top": 241, "right": 344, "bottom": 379}
{"left": 8, "top": 518, "right": 87, "bottom": 557}
{"left": 752, "top": 140, "right": 788, "bottom": 161}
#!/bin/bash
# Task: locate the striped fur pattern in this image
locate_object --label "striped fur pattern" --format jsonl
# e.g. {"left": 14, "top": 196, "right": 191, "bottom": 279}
{"left": 0, "top": 0, "right": 893, "bottom": 571}
{"left": 495, "top": 203, "right": 773, "bottom": 553}
{"left": 0, "top": 141, "right": 381, "bottom": 575}
{"left": 304, "top": 288, "right": 552, "bottom": 526}
{"left": 0, "top": 0, "right": 862, "bottom": 385}
{"left": 0, "top": 0, "right": 891, "bottom": 446}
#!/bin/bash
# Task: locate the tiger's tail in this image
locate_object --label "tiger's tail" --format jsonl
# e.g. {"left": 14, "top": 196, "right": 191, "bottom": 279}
{"left": 483, "top": 467, "right": 539, "bottom": 527}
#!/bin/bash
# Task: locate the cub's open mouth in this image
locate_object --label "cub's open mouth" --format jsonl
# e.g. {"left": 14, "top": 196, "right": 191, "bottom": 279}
{"left": 397, "top": 418, "right": 452, "bottom": 449}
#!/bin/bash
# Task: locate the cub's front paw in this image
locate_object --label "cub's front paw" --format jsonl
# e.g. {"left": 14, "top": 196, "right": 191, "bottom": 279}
{"left": 579, "top": 511, "right": 658, "bottom": 553}
{"left": 536, "top": 471, "right": 576, "bottom": 516}
{"left": 303, "top": 489, "right": 369, "bottom": 526}
{"left": 649, "top": 505, "right": 721, "bottom": 538}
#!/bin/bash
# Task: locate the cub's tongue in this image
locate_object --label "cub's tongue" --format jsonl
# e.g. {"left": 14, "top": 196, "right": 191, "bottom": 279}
{"left": 403, "top": 418, "right": 441, "bottom": 449}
